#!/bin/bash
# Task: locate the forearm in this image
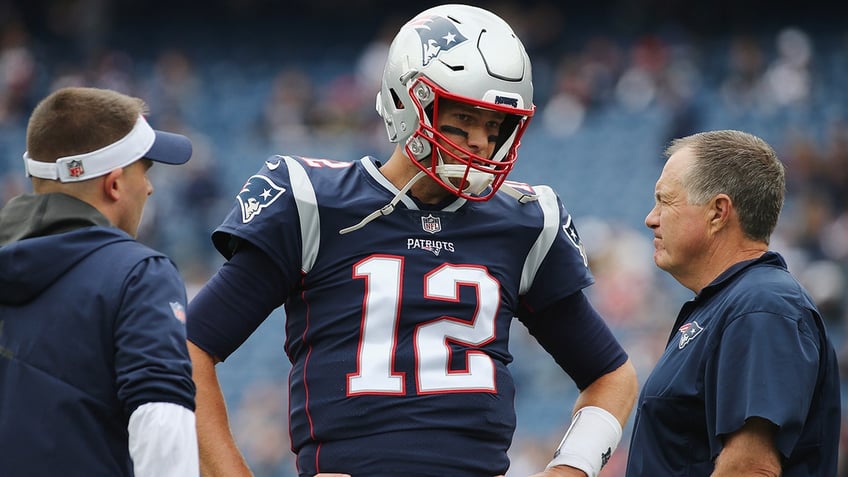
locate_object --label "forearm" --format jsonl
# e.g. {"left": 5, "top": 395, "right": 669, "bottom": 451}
{"left": 538, "top": 359, "right": 638, "bottom": 477}
{"left": 529, "top": 466, "right": 587, "bottom": 477}
{"left": 572, "top": 359, "right": 638, "bottom": 427}
{"left": 711, "top": 417, "right": 781, "bottom": 477}
{"left": 189, "top": 341, "right": 253, "bottom": 477}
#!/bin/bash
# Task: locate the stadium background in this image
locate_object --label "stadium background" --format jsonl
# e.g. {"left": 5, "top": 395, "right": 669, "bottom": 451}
{"left": 1, "top": 0, "right": 847, "bottom": 475}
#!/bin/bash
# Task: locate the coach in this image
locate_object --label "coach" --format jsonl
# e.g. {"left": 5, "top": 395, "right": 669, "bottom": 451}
{"left": 0, "top": 87, "right": 198, "bottom": 476}
{"left": 626, "top": 130, "right": 841, "bottom": 476}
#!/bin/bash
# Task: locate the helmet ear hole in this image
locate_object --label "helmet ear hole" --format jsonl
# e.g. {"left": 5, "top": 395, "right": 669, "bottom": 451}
{"left": 494, "top": 114, "right": 522, "bottom": 156}
{"left": 424, "top": 103, "right": 435, "bottom": 124}
{"left": 390, "top": 88, "right": 404, "bottom": 110}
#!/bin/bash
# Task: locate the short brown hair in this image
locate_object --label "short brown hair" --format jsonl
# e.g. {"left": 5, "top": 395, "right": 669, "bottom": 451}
{"left": 26, "top": 87, "right": 149, "bottom": 164}
{"left": 666, "top": 129, "right": 785, "bottom": 243}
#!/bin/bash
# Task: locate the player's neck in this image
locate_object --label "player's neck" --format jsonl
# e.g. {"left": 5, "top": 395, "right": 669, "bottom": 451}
{"left": 379, "top": 151, "right": 451, "bottom": 205}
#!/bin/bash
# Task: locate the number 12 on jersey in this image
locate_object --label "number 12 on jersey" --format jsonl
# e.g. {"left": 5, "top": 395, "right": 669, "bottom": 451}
{"left": 347, "top": 255, "right": 499, "bottom": 395}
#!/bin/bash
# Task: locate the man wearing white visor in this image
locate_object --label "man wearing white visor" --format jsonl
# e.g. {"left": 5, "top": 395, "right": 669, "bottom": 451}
{"left": 0, "top": 87, "right": 199, "bottom": 476}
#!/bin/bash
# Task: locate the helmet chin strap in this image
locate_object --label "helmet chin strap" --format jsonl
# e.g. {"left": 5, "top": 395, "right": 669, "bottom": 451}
{"left": 339, "top": 170, "right": 427, "bottom": 234}
{"left": 498, "top": 182, "right": 539, "bottom": 203}
{"left": 432, "top": 150, "right": 537, "bottom": 203}
{"left": 434, "top": 163, "right": 493, "bottom": 196}
{"left": 339, "top": 151, "right": 538, "bottom": 234}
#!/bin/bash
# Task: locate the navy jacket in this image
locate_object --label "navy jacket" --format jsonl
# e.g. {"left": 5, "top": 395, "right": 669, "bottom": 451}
{"left": 0, "top": 193, "right": 195, "bottom": 476}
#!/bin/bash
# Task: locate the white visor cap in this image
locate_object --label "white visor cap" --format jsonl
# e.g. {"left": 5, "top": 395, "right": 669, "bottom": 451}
{"left": 23, "top": 115, "right": 192, "bottom": 183}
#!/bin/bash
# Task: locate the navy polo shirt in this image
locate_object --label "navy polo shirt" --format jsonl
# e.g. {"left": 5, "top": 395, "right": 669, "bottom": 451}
{"left": 626, "top": 251, "right": 840, "bottom": 476}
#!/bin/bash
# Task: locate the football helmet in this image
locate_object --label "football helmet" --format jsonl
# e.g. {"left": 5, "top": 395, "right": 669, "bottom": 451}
{"left": 376, "top": 4, "right": 535, "bottom": 201}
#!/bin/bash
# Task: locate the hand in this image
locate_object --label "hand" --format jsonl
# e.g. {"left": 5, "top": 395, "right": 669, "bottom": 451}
{"left": 312, "top": 473, "right": 524, "bottom": 477}
{"left": 528, "top": 465, "right": 588, "bottom": 477}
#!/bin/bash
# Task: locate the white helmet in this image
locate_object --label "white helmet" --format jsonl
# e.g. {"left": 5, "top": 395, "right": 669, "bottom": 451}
{"left": 376, "top": 4, "right": 535, "bottom": 201}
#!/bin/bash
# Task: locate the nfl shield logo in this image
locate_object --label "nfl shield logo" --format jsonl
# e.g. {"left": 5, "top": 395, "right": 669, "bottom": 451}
{"left": 67, "top": 160, "right": 84, "bottom": 178}
{"left": 169, "top": 301, "right": 186, "bottom": 323}
{"left": 421, "top": 214, "right": 441, "bottom": 234}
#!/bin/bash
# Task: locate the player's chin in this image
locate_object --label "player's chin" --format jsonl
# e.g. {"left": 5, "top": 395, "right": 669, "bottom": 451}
{"left": 448, "top": 176, "right": 470, "bottom": 190}
{"left": 653, "top": 249, "right": 670, "bottom": 269}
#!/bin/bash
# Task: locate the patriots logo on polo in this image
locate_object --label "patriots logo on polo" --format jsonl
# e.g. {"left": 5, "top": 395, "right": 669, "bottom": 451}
{"left": 421, "top": 214, "right": 441, "bottom": 234}
{"left": 237, "top": 174, "right": 286, "bottom": 223}
{"left": 67, "top": 160, "right": 84, "bottom": 177}
{"left": 678, "top": 321, "right": 704, "bottom": 349}
{"left": 409, "top": 15, "right": 468, "bottom": 66}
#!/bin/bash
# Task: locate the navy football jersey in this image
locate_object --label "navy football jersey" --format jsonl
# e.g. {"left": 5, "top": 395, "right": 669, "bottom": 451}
{"left": 196, "top": 155, "right": 595, "bottom": 476}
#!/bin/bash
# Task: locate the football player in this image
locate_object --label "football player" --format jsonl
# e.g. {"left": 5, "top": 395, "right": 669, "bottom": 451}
{"left": 187, "top": 4, "right": 637, "bottom": 477}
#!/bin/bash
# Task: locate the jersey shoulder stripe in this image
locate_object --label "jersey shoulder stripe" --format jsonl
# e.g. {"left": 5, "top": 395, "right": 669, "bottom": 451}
{"left": 282, "top": 156, "right": 321, "bottom": 273}
{"left": 519, "top": 185, "right": 559, "bottom": 295}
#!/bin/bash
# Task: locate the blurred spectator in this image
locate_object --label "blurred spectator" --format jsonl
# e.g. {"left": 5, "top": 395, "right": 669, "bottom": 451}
{"left": 762, "top": 27, "right": 814, "bottom": 110}
{"left": 143, "top": 48, "right": 202, "bottom": 122}
{"left": 541, "top": 55, "right": 590, "bottom": 137}
{"left": 615, "top": 35, "right": 668, "bottom": 112}
{"left": 89, "top": 48, "right": 136, "bottom": 94}
{"left": 720, "top": 34, "right": 767, "bottom": 115}
{"left": 254, "top": 67, "right": 316, "bottom": 148}
{"left": 0, "top": 21, "right": 36, "bottom": 126}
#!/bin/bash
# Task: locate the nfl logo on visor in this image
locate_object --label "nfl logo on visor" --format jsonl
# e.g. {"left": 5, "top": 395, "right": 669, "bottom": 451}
{"left": 421, "top": 214, "right": 441, "bottom": 234}
{"left": 67, "top": 160, "right": 85, "bottom": 178}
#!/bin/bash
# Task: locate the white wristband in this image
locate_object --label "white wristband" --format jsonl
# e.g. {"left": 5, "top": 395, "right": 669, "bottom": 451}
{"left": 546, "top": 406, "right": 622, "bottom": 477}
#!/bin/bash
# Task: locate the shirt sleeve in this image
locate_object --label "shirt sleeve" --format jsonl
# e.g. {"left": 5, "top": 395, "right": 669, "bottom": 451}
{"left": 114, "top": 256, "right": 195, "bottom": 415}
{"left": 128, "top": 402, "right": 199, "bottom": 477}
{"left": 519, "top": 188, "right": 594, "bottom": 312}
{"left": 187, "top": 242, "right": 288, "bottom": 361}
{"left": 517, "top": 290, "right": 628, "bottom": 390}
{"left": 708, "top": 310, "right": 821, "bottom": 458}
{"left": 210, "top": 158, "right": 304, "bottom": 277}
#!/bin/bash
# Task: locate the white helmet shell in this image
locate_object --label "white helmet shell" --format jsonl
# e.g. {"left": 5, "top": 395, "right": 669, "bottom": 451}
{"left": 376, "top": 4, "right": 535, "bottom": 200}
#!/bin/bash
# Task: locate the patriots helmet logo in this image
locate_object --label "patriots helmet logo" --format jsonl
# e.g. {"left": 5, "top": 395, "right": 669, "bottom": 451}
{"left": 409, "top": 15, "right": 468, "bottom": 66}
{"left": 237, "top": 174, "right": 286, "bottom": 223}
{"left": 678, "top": 321, "right": 704, "bottom": 349}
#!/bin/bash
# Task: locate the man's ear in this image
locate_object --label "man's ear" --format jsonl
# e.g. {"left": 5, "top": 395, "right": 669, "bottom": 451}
{"left": 101, "top": 168, "right": 124, "bottom": 201}
{"left": 709, "top": 193, "right": 732, "bottom": 231}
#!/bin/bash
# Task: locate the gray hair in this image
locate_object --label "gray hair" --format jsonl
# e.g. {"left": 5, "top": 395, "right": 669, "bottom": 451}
{"left": 666, "top": 130, "right": 785, "bottom": 243}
